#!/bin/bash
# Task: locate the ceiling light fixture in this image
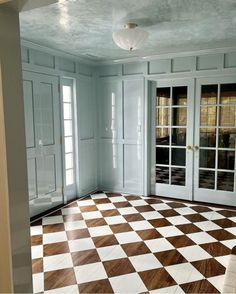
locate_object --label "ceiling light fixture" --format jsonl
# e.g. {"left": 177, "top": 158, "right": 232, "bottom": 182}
{"left": 112, "top": 23, "right": 149, "bottom": 51}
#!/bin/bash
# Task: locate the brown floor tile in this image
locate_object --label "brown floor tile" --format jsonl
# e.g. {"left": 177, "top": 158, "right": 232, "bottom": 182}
{"left": 159, "top": 209, "right": 180, "bottom": 217}
{"left": 31, "top": 219, "right": 42, "bottom": 226}
{"left": 71, "top": 249, "right": 100, "bottom": 266}
{"left": 217, "top": 209, "right": 236, "bottom": 217}
{"left": 121, "top": 241, "right": 151, "bottom": 256}
{"left": 43, "top": 241, "right": 69, "bottom": 256}
{"left": 63, "top": 214, "right": 83, "bottom": 222}
{"left": 48, "top": 209, "right": 62, "bottom": 216}
{"left": 113, "top": 201, "right": 132, "bottom": 208}
{"left": 93, "top": 235, "right": 118, "bottom": 247}
{"left": 32, "top": 258, "right": 43, "bottom": 274}
{"left": 176, "top": 223, "right": 202, "bottom": 234}
{"left": 139, "top": 268, "right": 176, "bottom": 290}
{"left": 191, "top": 205, "right": 213, "bottom": 213}
{"left": 167, "top": 202, "right": 186, "bottom": 208}
{"left": 184, "top": 214, "right": 207, "bottom": 223}
{"left": 31, "top": 235, "right": 43, "bottom": 246}
{"left": 103, "top": 258, "right": 135, "bottom": 277}
{"left": 101, "top": 209, "right": 120, "bottom": 217}
{"left": 66, "top": 201, "right": 78, "bottom": 208}
{"left": 213, "top": 218, "right": 236, "bottom": 228}
{"left": 85, "top": 218, "right": 107, "bottom": 227}
{"left": 137, "top": 229, "right": 162, "bottom": 240}
{"left": 93, "top": 198, "right": 111, "bottom": 204}
{"left": 180, "top": 279, "right": 220, "bottom": 293}
{"left": 124, "top": 195, "right": 142, "bottom": 200}
{"left": 144, "top": 198, "right": 163, "bottom": 204}
{"left": 43, "top": 223, "right": 65, "bottom": 234}
{"left": 148, "top": 218, "right": 171, "bottom": 228}
{"left": 44, "top": 268, "right": 76, "bottom": 290}
{"left": 200, "top": 242, "right": 231, "bottom": 257}
{"left": 123, "top": 213, "right": 145, "bottom": 222}
{"left": 80, "top": 205, "right": 98, "bottom": 212}
{"left": 110, "top": 223, "right": 133, "bottom": 234}
{"left": 207, "top": 229, "right": 236, "bottom": 241}
{"left": 78, "top": 279, "right": 113, "bottom": 293}
{"left": 135, "top": 205, "right": 155, "bottom": 213}
{"left": 106, "top": 192, "right": 122, "bottom": 197}
{"left": 154, "top": 249, "right": 187, "bottom": 266}
{"left": 191, "top": 258, "right": 225, "bottom": 278}
{"left": 66, "top": 228, "right": 90, "bottom": 240}
{"left": 167, "top": 235, "right": 195, "bottom": 248}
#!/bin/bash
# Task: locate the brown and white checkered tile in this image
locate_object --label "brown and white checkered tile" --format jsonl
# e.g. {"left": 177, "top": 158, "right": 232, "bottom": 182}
{"left": 30, "top": 192, "right": 236, "bottom": 293}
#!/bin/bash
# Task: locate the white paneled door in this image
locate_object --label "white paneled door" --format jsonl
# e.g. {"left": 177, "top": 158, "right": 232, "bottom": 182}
{"left": 23, "top": 71, "right": 63, "bottom": 217}
{"left": 153, "top": 77, "right": 236, "bottom": 206}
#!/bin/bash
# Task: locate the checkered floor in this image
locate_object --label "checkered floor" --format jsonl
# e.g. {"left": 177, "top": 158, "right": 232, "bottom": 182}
{"left": 31, "top": 192, "right": 236, "bottom": 293}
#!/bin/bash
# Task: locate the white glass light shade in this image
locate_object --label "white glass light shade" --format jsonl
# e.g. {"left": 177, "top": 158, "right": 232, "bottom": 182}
{"left": 112, "top": 25, "right": 149, "bottom": 51}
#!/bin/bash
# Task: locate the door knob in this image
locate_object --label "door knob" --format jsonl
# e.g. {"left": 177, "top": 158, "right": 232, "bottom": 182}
{"left": 187, "top": 145, "right": 193, "bottom": 150}
{"left": 194, "top": 146, "right": 199, "bottom": 151}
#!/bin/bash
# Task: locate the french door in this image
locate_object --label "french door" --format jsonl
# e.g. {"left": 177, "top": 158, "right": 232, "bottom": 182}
{"left": 153, "top": 76, "right": 236, "bottom": 206}
{"left": 194, "top": 76, "right": 236, "bottom": 206}
{"left": 23, "top": 71, "right": 63, "bottom": 217}
{"left": 154, "top": 79, "right": 194, "bottom": 200}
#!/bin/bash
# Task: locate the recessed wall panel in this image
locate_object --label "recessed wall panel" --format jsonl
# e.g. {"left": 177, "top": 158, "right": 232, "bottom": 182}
{"left": 33, "top": 49, "right": 55, "bottom": 68}
{"left": 99, "top": 64, "right": 121, "bottom": 77}
{"left": 21, "top": 46, "right": 29, "bottom": 63}
{"left": 27, "top": 158, "right": 37, "bottom": 201}
{"left": 197, "top": 54, "right": 220, "bottom": 70}
{"left": 58, "top": 57, "right": 76, "bottom": 73}
{"left": 123, "top": 62, "right": 146, "bottom": 75}
{"left": 78, "top": 63, "right": 93, "bottom": 77}
{"left": 148, "top": 59, "right": 171, "bottom": 74}
{"left": 224, "top": 52, "right": 236, "bottom": 68}
{"left": 172, "top": 56, "right": 195, "bottom": 73}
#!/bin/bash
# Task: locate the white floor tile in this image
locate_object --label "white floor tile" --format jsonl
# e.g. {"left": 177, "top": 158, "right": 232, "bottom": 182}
{"left": 174, "top": 207, "right": 196, "bottom": 215}
{"left": 188, "top": 232, "right": 217, "bottom": 244}
{"left": 77, "top": 200, "right": 95, "bottom": 207}
{"left": 74, "top": 262, "right": 107, "bottom": 284}
{"left": 97, "top": 245, "right": 126, "bottom": 261}
{"left": 61, "top": 207, "right": 80, "bottom": 215}
{"left": 166, "top": 263, "right": 203, "bottom": 284}
{"left": 64, "top": 220, "right": 87, "bottom": 231}
{"left": 91, "top": 193, "right": 107, "bottom": 199}
{"left": 110, "top": 196, "right": 127, "bottom": 203}
{"left": 166, "top": 216, "right": 190, "bottom": 225}
{"left": 208, "top": 274, "right": 225, "bottom": 292}
{"left": 117, "top": 207, "right": 138, "bottom": 215}
{"left": 109, "top": 272, "right": 147, "bottom": 293}
{"left": 141, "top": 211, "right": 163, "bottom": 220}
{"left": 105, "top": 215, "right": 127, "bottom": 225}
{"left": 129, "top": 220, "right": 153, "bottom": 231}
{"left": 215, "top": 255, "right": 230, "bottom": 267}
{"left": 42, "top": 215, "right": 64, "bottom": 225}
{"left": 129, "top": 200, "right": 149, "bottom": 206}
{"left": 129, "top": 253, "right": 162, "bottom": 271}
{"left": 149, "top": 286, "right": 179, "bottom": 294}
{"left": 145, "top": 238, "right": 174, "bottom": 253}
{"left": 195, "top": 221, "right": 221, "bottom": 231}
{"left": 178, "top": 245, "right": 211, "bottom": 262}
{"left": 88, "top": 225, "right": 113, "bottom": 237}
{"left": 200, "top": 211, "right": 223, "bottom": 220}
{"left": 151, "top": 203, "right": 171, "bottom": 211}
{"left": 43, "top": 231, "right": 67, "bottom": 244}
{"left": 157, "top": 226, "right": 183, "bottom": 238}
{"left": 68, "top": 238, "right": 95, "bottom": 252}
{"left": 221, "top": 239, "right": 236, "bottom": 249}
{"left": 229, "top": 216, "right": 236, "bottom": 223}
{"left": 115, "top": 231, "right": 142, "bottom": 244}
{"left": 43, "top": 253, "right": 73, "bottom": 272}
{"left": 82, "top": 211, "right": 102, "bottom": 220}
{"left": 31, "top": 245, "right": 43, "bottom": 259}
{"left": 30, "top": 225, "right": 43, "bottom": 236}
{"left": 96, "top": 203, "right": 116, "bottom": 211}
{"left": 33, "top": 273, "right": 44, "bottom": 293}
{"left": 44, "top": 285, "right": 79, "bottom": 294}
{"left": 225, "top": 227, "right": 236, "bottom": 236}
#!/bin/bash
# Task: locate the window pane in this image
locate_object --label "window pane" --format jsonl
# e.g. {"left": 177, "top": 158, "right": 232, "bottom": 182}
{"left": 171, "top": 148, "right": 186, "bottom": 166}
{"left": 64, "top": 120, "right": 72, "bottom": 136}
{"left": 171, "top": 128, "right": 186, "bottom": 146}
{"left": 201, "top": 85, "right": 217, "bottom": 105}
{"left": 156, "top": 127, "right": 170, "bottom": 145}
{"left": 156, "top": 108, "right": 170, "bottom": 126}
{"left": 63, "top": 103, "right": 72, "bottom": 120}
{"left": 199, "top": 149, "right": 215, "bottom": 168}
{"left": 220, "top": 84, "right": 236, "bottom": 104}
{"left": 156, "top": 147, "right": 169, "bottom": 165}
{"left": 65, "top": 153, "right": 73, "bottom": 169}
{"left": 218, "top": 150, "right": 235, "bottom": 170}
{"left": 219, "top": 128, "right": 236, "bottom": 148}
{"left": 199, "top": 170, "right": 215, "bottom": 189}
{"left": 156, "top": 166, "right": 169, "bottom": 184}
{"left": 172, "top": 108, "right": 187, "bottom": 126}
{"left": 217, "top": 172, "right": 234, "bottom": 192}
{"left": 219, "top": 106, "right": 236, "bottom": 127}
{"left": 65, "top": 136, "right": 73, "bottom": 153}
{"left": 66, "top": 169, "right": 74, "bottom": 186}
{"left": 173, "top": 86, "right": 187, "bottom": 106}
{"left": 171, "top": 168, "right": 185, "bottom": 186}
{"left": 200, "top": 106, "right": 217, "bottom": 126}
{"left": 200, "top": 128, "right": 216, "bottom": 147}
{"left": 156, "top": 87, "right": 170, "bottom": 106}
{"left": 63, "top": 85, "right": 72, "bottom": 102}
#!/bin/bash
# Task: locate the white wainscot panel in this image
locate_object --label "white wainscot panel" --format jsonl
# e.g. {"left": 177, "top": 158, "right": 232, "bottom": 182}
{"left": 124, "top": 144, "right": 143, "bottom": 193}
{"left": 58, "top": 57, "right": 76, "bottom": 73}
{"left": 99, "top": 142, "right": 122, "bottom": 190}
{"left": 224, "top": 52, "right": 236, "bottom": 68}
{"left": 79, "top": 141, "right": 97, "bottom": 194}
{"left": 123, "top": 79, "right": 143, "bottom": 140}
{"left": 172, "top": 56, "right": 195, "bottom": 73}
{"left": 99, "top": 80, "right": 122, "bottom": 139}
{"left": 78, "top": 77, "right": 95, "bottom": 140}
{"left": 32, "top": 49, "right": 55, "bottom": 68}
{"left": 148, "top": 59, "right": 171, "bottom": 74}
{"left": 122, "top": 62, "right": 146, "bottom": 75}
{"left": 99, "top": 64, "right": 121, "bottom": 77}
{"left": 197, "top": 54, "right": 221, "bottom": 70}
{"left": 27, "top": 158, "right": 37, "bottom": 201}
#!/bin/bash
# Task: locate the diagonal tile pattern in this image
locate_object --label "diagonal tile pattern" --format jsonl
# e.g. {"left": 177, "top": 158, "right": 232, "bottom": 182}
{"left": 31, "top": 192, "right": 236, "bottom": 293}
